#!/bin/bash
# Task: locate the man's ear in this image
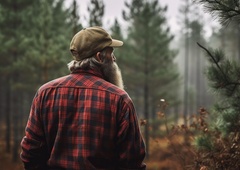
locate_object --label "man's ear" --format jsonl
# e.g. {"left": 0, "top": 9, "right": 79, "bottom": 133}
{"left": 95, "top": 52, "right": 103, "bottom": 62}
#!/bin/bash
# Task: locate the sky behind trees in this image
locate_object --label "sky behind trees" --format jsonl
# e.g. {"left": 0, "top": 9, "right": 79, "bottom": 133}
{"left": 65, "top": 0, "right": 218, "bottom": 37}
{"left": 65, "top": 0, "right": 182, "bottom": 33}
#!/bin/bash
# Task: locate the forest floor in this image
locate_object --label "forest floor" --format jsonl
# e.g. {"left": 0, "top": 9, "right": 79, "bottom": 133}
{"left": 0, "top": 138, "right": 23, "bottom": 170}
{"left": 0, "top": 123, "right": 22, "bottom": 170}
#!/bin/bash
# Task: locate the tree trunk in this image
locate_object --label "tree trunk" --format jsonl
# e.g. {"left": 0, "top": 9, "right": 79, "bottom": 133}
{"left": 238, "top": 25, "right": 240, "bottom": 60}
{"left": 196, "top": 36, "right": 201, "bottom": 110}
{"left": 12, "top": 94, "right": 19, "bottom": 162}
{"left": 12, "top": 78, "right": 20, "bottom": 162}
{"left": 144, "top": 23, "right": 150, "bottom": 158}
{"left": 0, "top": 77, "right": 2, "bottom": 123}
{"left": 73, "top": 0, "right": 78, "bottom": 35}
{"left": 183, "top": 15, "right": 189, "bottom": 125}
{"left": 5, "top": 80, "right": 11, "bottom": 153}
{"left": 144, "top": 81, "right": 149, "bottom": 158}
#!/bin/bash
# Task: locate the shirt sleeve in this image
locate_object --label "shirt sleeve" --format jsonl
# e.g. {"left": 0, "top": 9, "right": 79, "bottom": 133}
{"left": 116, "top": 99, "right": 146, "bottom": 170}
{"left": 20, "top": 92, "right": 48, "bottom": 170}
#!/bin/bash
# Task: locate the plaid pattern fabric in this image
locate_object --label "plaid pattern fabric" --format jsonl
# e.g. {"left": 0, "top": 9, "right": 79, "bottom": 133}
{"left": 20, "top": 68, "right": 146, "bottom": 170}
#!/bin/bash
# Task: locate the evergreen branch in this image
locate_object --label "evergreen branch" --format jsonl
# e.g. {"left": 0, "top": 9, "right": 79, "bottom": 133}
{"left": 213, "top": 0, "right": 240, "bottom": 15}
{"left": 200, "top": 0, "right": 240, "bottom": 15}
{"left": 197, "top": 43, "right": 240, "bottom": 97}
{"left": 209, "top": 7, "right": 239, "bottom": 16}
{"left": 194, "top": 0, "right": 240, "bottom": 24}
{"left": 224, "top": 82, "right": 240, "bottom": 97}
{"left": 197, "top": 43, "right": 227, "bottom": 80}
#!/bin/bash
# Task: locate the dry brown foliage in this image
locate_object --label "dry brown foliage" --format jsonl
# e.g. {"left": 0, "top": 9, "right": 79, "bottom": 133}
{"left": 155, "top": 99, "right": 240, "bottom": 170}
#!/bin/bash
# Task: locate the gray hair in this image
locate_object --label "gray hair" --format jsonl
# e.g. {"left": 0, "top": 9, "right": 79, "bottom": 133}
{"left": 68, "top": 48, "right": 108, "bottom": 72}
{"left": 67, "top": 57, "right": 99, "bottom": 72}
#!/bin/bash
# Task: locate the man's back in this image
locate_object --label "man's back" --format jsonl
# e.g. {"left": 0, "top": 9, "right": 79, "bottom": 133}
{"left": 21, "top": 68, "right": 146, "bottom": 170}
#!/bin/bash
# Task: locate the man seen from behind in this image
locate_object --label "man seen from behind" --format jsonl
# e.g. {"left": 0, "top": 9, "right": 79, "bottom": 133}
{"left": 20, "top": 26, "right": 146, "bottom": 170}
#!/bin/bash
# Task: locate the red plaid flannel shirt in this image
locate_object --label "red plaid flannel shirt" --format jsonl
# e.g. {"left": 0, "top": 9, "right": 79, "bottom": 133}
{"left": 20, "top": 68, "right": 146, "bottom": 170}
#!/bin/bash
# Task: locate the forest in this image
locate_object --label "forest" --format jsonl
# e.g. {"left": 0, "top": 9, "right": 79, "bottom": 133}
{"left": 1, "top": 0, "right": 240, "bottom": 169}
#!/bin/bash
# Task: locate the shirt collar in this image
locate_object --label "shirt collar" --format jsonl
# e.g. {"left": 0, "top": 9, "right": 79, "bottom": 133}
{"left": 71, "top": 68, "right": 104, "bottom": 79}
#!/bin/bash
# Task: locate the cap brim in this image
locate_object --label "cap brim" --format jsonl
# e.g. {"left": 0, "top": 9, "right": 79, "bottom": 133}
{"left": 110, "top": 39, "right": 123, "bottom": 47}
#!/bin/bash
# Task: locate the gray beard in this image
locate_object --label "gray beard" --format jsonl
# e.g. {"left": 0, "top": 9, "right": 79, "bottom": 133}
{"left": 102, "top": 62, "right": 124, "bottom": 90}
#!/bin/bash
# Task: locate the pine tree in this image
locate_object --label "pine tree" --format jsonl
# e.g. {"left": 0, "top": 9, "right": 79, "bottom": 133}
{"left": 123, "top": 0, "right": 179, "bottom": 157}
{"left": 87, "top": 0, "right": 105, "bottom": 26}
{"left": 0, "top": 0, "right": 71, "bottom": 162}
{"left": 188, "top": 20, "right": 206, "bottom": 110}
{"left": 69, "top": 0, "right": 82, "bottom": 35}
{"left": 178, "top": 0, "right": 192, "bottom": 123}
{"left": 177, "top": 0, "right": 213, "bottom": 119}
{"left": 0, "top": 0, "right": 34, "bottom": 158}
{"left": 25, "top": 0, "right": 71, "bottom": 84}
{"left": 190, "top": 1, "right": 240, "bottom": 168}
{"left": 195, "top": 0, "right": 240, "bottom": 137}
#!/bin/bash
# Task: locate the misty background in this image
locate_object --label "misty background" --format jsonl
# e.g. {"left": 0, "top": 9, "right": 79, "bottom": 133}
{"left": 1, "top": 0, "right": 239, "bottom": 169}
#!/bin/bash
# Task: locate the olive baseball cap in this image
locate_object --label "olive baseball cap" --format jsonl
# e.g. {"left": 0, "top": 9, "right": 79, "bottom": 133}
{"left": 70, "top": 26, "right": 123, "bottom": 61}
